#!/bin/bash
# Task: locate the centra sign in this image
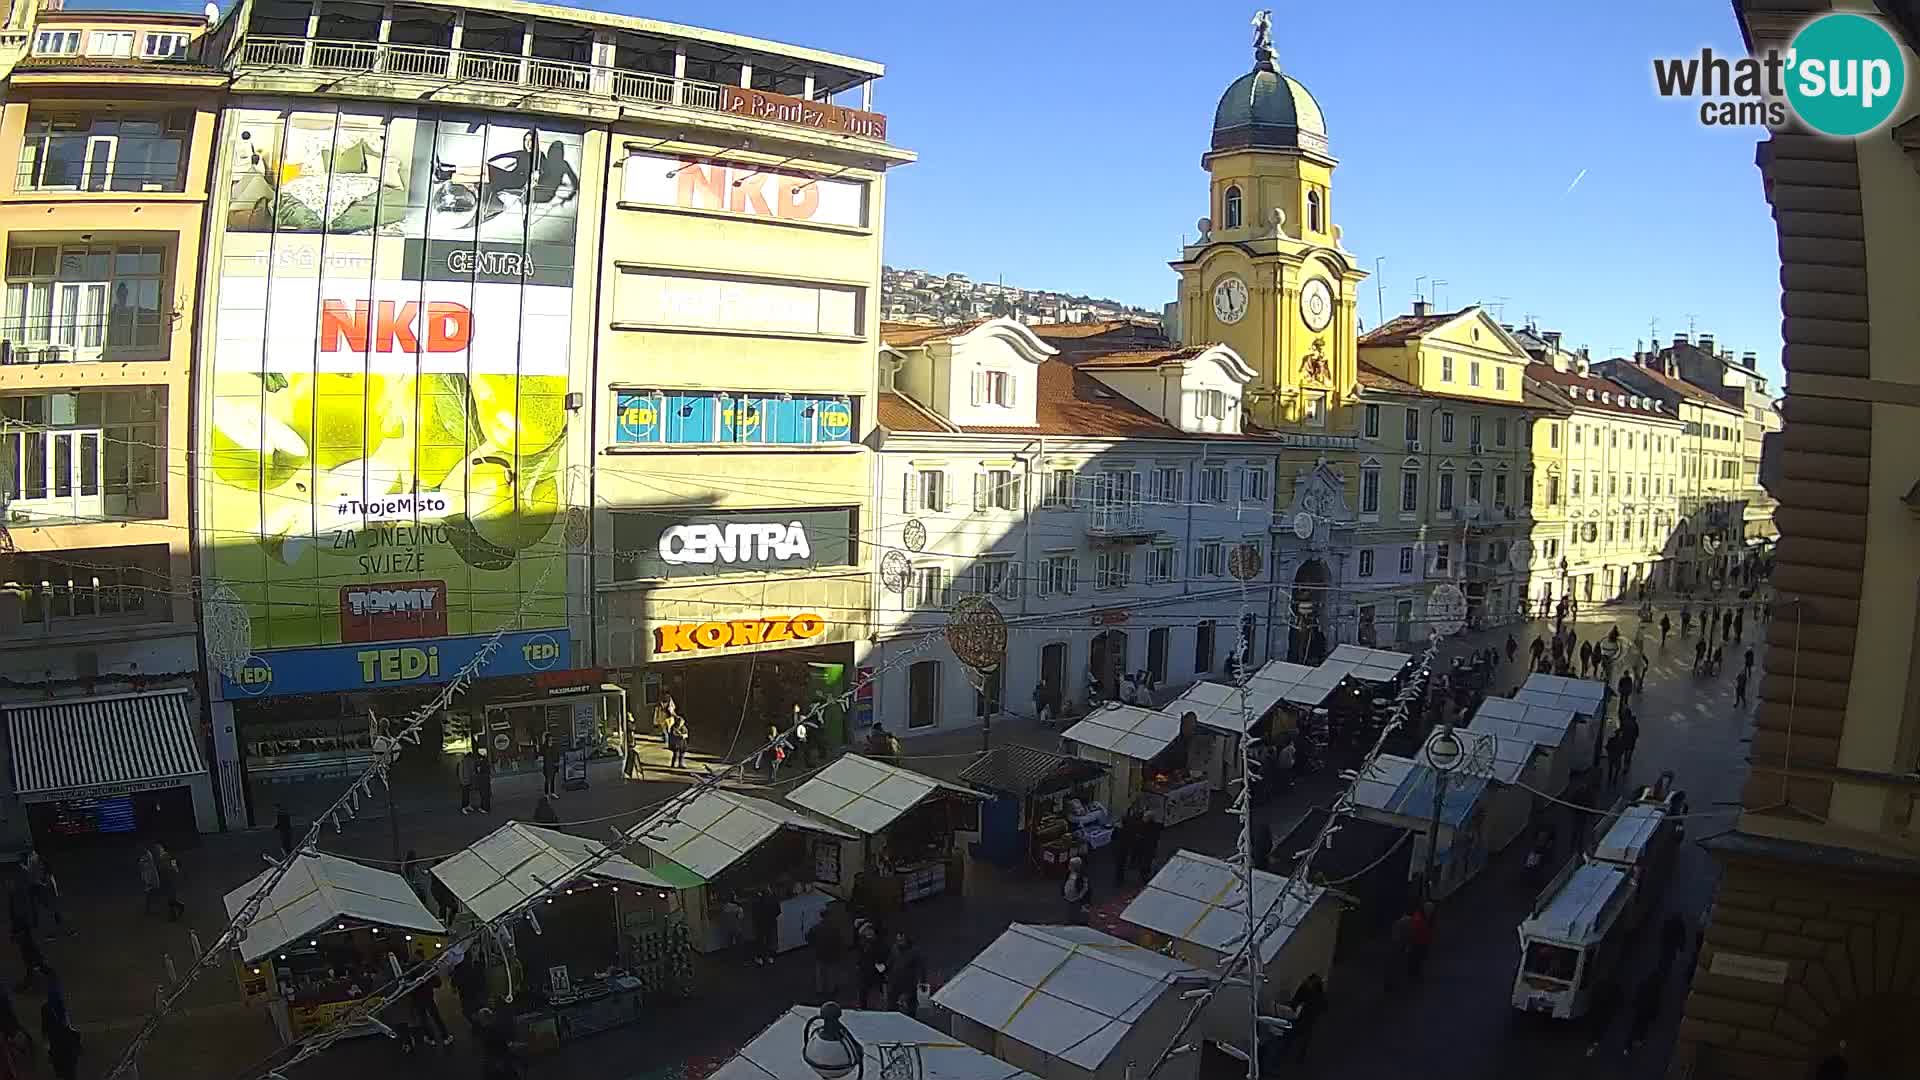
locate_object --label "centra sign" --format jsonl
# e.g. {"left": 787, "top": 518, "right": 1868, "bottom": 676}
{"left": 660, "top": 521, "right": 811, "bottom": 566}
{"left": 655, "top": 613, "right": 827, "bottom": 655}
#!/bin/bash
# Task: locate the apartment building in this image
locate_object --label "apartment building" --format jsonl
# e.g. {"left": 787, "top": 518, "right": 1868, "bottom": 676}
{"left": 869, "top": 319, "right": 1282, "bottom": 732}
{"left": 1656, "top": 333, "right": 1783, "bottom": 550}
{"left": 0, "top": 2, "right": 221, "bottom": 845}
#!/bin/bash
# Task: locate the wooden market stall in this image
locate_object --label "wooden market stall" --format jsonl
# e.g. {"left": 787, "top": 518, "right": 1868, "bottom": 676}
{"left": 785, "top": 754, "right": 987, "bottom": 909}
{"left": 933, "top": 923, "right": 1208, "bottom": 1080}
{"left": 1060, "top": 704, "right": 1208, "bottom": 826}
{"left": 629, "top": 789, "right": 854, "bottom": 955}
{"left": 431, "top": 821, "right": 695, "bottom": 1052}
{"left": 1163, "top": 660, "right": 1319, "bottom": 793}
{"left": 956, "top": 745, "right": 1110, "bottom": 873}
{"left": 1350, "top": 754, "right": 1493, "bottom": 900}
{"left": 226, "top": 851, "right": 447, "bottom": 1044}
{"left": 1428, "top": 728, "right": 1537, "bottom": 855}
{"left": 1512, "top": 674, "right": 1610, "bottom": 772}
{"left": 1468, "top": 696, "right": 1579, "bottom": 799}
{"left": 713, "top": 1006, "right": 1041, "bottom": 1080}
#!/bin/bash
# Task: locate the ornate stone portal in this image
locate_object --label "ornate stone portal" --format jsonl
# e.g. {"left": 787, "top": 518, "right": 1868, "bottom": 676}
{"left": 1274, "top": 458, "right": 1353, "bottom": 661}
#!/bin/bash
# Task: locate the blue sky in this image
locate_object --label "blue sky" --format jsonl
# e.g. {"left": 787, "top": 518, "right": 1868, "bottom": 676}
{"left": 608, "top": 1, "right": 1784, "bottom": 382}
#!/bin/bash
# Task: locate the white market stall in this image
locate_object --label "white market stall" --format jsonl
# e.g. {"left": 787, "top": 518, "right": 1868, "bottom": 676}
{"left": 1511, "top": 674, "right": 1610, "bottom": 772}
{"left": 934, "top": 923, "right": 1207, "bottom": 1080}
{"left": 1119, "top": 849, "right": 1339, "bottom": 1028}
{"left": 431, "top": 821, "right": 694, "bottom": 1046}
{"left": 630, "top": 789, "right": 854, "bottom": 955}
{"left": 1430, "top": 728, "right": 1536, "bottom": 855}
{"left": 1321, "top": 644, "right": 1416, "bottom": 684}
{"left": 1059, "top": 705, "right": 1207, "bottom": 825}
{"left": 1350, "top": 754, "right": 1492, "bottom": 900}
{"left": 226, "top": 851, "right": 447, "bottom": 1044}
{"left": 1469, "top": 697, "right": 1580, "bottom": 798}
{"left": 1166, "top": 661, "right": 1319, "bottom": 793}
{"left": 714, "top": 1005, "right": 1041, "bottom": 1080}
{"left": 786, "top": 754, "right": 987, "bottom": 908}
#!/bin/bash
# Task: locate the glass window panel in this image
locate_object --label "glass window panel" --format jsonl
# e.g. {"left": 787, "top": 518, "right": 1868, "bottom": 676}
{"left": 71, "top": 575, "right": 95, "bottom": 617}
{"left": 814, "top": 398, "right": 852, "bottom": 443}
{"left": 612, "top": 392, "right": 661, "bottom": 444}
{"left": 82, "top": 247, "right": 109, "bottom": 279}
{"left": 79, "top": 433, "right": 97, "bottom": 496}
{"left": 6, "top": 249, "right": 32, "bottom": 278}
{"left": 30, "top": 247, "right": 54, "bottom": 277}
{"left": 767, "top": 396, "right": 807, "bottom": 445}
{"left": 664, "top": 393, "right": 714, "bottom": 444}
{"left": 721, "top": 395, "right": 764, "bottom": 444}
{"left": 103, "top": 431, "right": 128, "bottom": 494}
{"left": 52, "top": 434, "right": 71, "bottom": 497}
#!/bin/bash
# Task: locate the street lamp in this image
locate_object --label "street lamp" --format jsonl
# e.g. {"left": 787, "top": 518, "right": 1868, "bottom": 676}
{"left": 1422, "top": 727, "right": 1465, "bottom": 900}
{"left": 803, "top": 1002, "right": 863, "bottom": 1080}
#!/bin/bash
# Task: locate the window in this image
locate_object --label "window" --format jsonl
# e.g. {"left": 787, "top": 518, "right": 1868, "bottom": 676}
{"left": 1400, "top": 470, "right": 1419, "bottom": 513}
{"left": 33, "top": 30, "right": 80, "bottom": 55}
{"left": 1467, "top": 470, "right": 1483, "bottom": 504}
{"left": 1193, "top": 541, "right": 1225, "bottom": 579}
{"left": 1303, "top": 391, "right": 1326, "bottom": 428}
{"left": 1434, "top": 543, "right": 1451, "bottom": 572}
{"left": 1038, "top": 553, "right": 1078, "bottom": 597}
{"left": 1147, "top": 545, "right": 1176, "bottom": 584}
{"left": 1198, "top": 389, "right": 1227, "bottom": 419}
{"left": 908, "top": 661, "right": 941, "bottom": 729}
{"left": 973, "top": 469, "right": 1022, "bottom": 512}
{"left": 972, "top": 559, "right": 1018, "bottom": 600}
{"left": 1360, "top": 466, "right": 1380, "bottom": 514}
{"left": 1495, "top": 418, "right": 1509, "bottom": 447}
{"left": 1306, "top": 190, "right": 1323, "bottom": 232}
{"left": 1574, "top": 424, "right": 1582, "bottom": 445}
{"left": 1096, "top": 549, "right": 1133, "bottom": 590}
{"left": 1572, "top": 473, "right": 1582, "bottom": 497}
{"left": 1550, "top": 423, "right": 1560, "bottom": 449}
{"left": 973, "top": 370, "right": 1014, "bottom": 407}
{"left": 1195, "top": 621, "right": 1217, "bottom": 673}
{"left": 1610, "top": 429, "right": 1618, "bottom": 448}
{"left": 1223, "top": 185, "right": 1243, "bottom": 229}
{"left": 613, "top": 391, "right": 855, "bottom": 447}
{"left": 1438, "top": 472, "right": 1455, "bottom": 511}
{"left": 1441, "top": 356, "right": 1454, "bottom": 383}
{"left": 908, "top": 469, "right": 945, "bottom": 512}
{"left": 1041, "top": 468, "right": 1076, "bottom": 508}
{"left": 1, "top": 390, "right": 162, "bottom": 524}
{"left": 1495, "top": 366, "right": 1507, "bottom": 391}
{"left": 1364, "top": 404, "right": 1380, "bottom": 439}
{"left": 1358, "top": 549, "right": 1375, "bottom": 577}
{"left": 1490, "top": 540, "right": 1509, "bottom": 566}
{"left": 1469, "top": 415, "right": 1483, "bottom": 449}
{"left": 1094, "top": 469, "right": 1141, "bottom": 507}
{"left": 1441, "top": 412, "right": 1455, "bottom": 443}
{"left": 1150, "top": 466, "right": 1182, "bottom": 505}
{"left": 1199, "top": 466, "right": 1229, "bottom": 503}
{"left": 1606, "top": 522, "right": 1615, "bottom": 542}
{"left": 911, "top": 566, "right": 949, "bottom": 610}
{"left": 1494, "top": 473, "right": 1509, "bottom": 508}
{"left": 5, "top": 244, "right": 169, "bottom": 361}
{"left": 1470, "top": 360, "right": 1482, "bottom": 387}
{"left": 1608, "top": 475, "right": 1617, "bottom": 496}
{"left": 1543, "top": 538, "right": 1559, "bottom": 560}
{"left": 86, "top": 30, "right": 134, "bottom": 57}
{"left": 1239, "top": 465, "right": 1269, "bottom": 504}
{"left": 10, "top": 552, "right": 159, "bottom": 627}
{"left": 1399, "top": 547, "right": 1415, "bottom": 574}
{"left": 142, "top": 32, "right": 189, "bottom": 58}
{"left": 1404, "top": 408, "right": 1420, "bottom": 441}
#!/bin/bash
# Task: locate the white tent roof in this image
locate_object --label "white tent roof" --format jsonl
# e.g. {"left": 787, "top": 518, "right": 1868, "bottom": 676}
{"left": 1168, "top": 663, "right": 1322, "bottom": 733}
{"left": 1350, "top": 754, "right": 1418, "bottom": 814}
{"left": 431, "top": 822, "right": 682, "bottom": 923}
{"left": 630, "top": 789, "right": 853, "bottom": 882}
{"left": 1470, "top": 697, "right": 1579, "bottom": 751}
{"left": 1594, "top": 802, "right": 1668, "bottom": 867}
{"left": 713, "top": 1006, "right": 1037, "bottom": 1080}
{"left": 1323, "top": 644, "right": 1413, "bottom": 684}
{"left": 225, "top": 851, "right": 445, "bottom": 963}
{"left": 1526, "top": 863, "right": 1630, "bottom": 943}
{"left": 933, "top": 924, "right": 1202, "bottom": 1072}
{"left": 1060, "top": 704, "right": 1181, "bottom": 761}
{"left": 1439, "top": 728, "right": 1531, "bottom": 785}
{"left": 1513, "top": 674, "right": 1608, "bottom": 717}
{"left": 787, "top": 754, "right": 985, "bottom": 835}
{"left": 1120, "top": 849, "right": 1326, "bottom": 964}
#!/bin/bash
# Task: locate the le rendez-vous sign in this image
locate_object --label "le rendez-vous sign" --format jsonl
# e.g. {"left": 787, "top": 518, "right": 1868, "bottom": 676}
{"left": 719, "top": 86, "right": 888, "bottom": 142}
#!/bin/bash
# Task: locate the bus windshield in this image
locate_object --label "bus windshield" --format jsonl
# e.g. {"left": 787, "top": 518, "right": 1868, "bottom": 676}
{"left": 1522, "top": 941, "right": 1580, "bottom": 982}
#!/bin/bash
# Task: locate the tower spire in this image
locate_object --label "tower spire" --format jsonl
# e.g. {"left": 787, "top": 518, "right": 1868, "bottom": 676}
{"left": 1251, "top": 9, "right": 1277, "bottom": 71}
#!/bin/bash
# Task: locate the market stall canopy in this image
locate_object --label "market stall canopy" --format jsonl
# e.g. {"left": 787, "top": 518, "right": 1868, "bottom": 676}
{"left": 1120, "top": 849, "right": 1326, "bottom": 964}
{"left": 1322, "top": 644, "right": 1414, "bottom": 684}
{"left": 1594, "top": 802, "right": 1669, "bottom": 865}
{"left": 1281, "top": 661, "right": 1348, "bottom": 706}
{"left": 713, "top": 1005, "right": 1039, "bottom": 1080}
{"left": 432, "top": 822, "right": 683, "bottom": 923}
{"left": 1469, "top": 697, "right": 1579, "bottom": 752}
{"left": 1512, "top": 674, "right": 1608, "bottom": 717}
{"left": 786, "top": 754, "right": 988, "bottom": 835}
{"left": 1530, "top": 862, "right": 1630, "bottom": 942}
{"left": 1436, "top": 728, "right": 1532, "bottom": 785}
{"left": 1350, "top": 755, "right": 1489, "bottom": 829}
{"left": 226, "top": 851, "right": 445, "bottom": 963}
{"left": 1167, "top": 661, "right": 1317, "bottom": 734}
{"left": 1060, "top": 704, "right": 1181, "bottom": 761}
{"left": 5, "top": 689, "right": 204, "bottom": 803}
{"left": 933, "top": 924, "right": 1203, "bottom": 1073}
{"left": 956, "top": 745, "right": 1107, "bottom": 800}
{"left": 630, "top": 790, "right": 853, "bottom": 882}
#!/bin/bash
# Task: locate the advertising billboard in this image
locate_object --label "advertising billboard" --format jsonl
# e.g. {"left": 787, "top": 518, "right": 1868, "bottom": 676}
{"left": 608, "top": 507, "right": 857, "bottom": 581}
{"left": 207, "top": 103, "right": 583, "bottom": 697}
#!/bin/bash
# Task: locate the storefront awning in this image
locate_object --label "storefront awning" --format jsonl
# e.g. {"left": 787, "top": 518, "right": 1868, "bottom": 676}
{"left": 433, "top": 822, "right": 685, "bottom": 923}
{"left": 1120, "top": 849, "right": 1325, "bottom": 964}
{"left": 5, "top": 689, "right": 204, "bottom": 803}
{"left": 629, "top": 790, "right": 853, "bottom": 882}
{"left": 1060, "top": 704, "right": 1181, "bottom": 762}
{"left": 786, "top": 754, "right": 987, "bottom": 836}
{"left": 226, "top": 851, "right": 445, "bottom": 963}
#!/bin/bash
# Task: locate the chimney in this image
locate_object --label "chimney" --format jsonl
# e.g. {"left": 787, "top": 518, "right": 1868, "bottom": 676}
{"left": 1543, "top": 331, "right": 1562, "bottom": 353}
{"left": 1575, "top": 347, "right": 1590, "bottom": 375}
{"left": 1742, "top": 350, "right": 1757, "bottom": 366}
{"left": 1412, "top": 299, "right": 1431, "bottom": 317}
{"left": 1673, "top": 334, "right": 1687, "bottom": 348}
{"left": 1698, "top": 333, "right": 1715, "bottom": 354}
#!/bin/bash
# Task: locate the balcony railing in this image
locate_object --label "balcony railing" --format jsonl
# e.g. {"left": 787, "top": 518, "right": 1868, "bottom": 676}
{"left": 1085, "top": 503, "right": 1155, "bottom": 540}
{"left": 236, "top": 36, "right": 881, "bottom": 140}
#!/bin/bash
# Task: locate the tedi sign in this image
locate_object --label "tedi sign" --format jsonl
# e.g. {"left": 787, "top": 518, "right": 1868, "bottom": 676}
{"left": 660, "top": 521, "right": 812, "bottom": 566}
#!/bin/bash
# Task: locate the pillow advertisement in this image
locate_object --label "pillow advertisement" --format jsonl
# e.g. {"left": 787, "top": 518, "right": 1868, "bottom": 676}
{"left": 208, "top": 103, "right": 584, "bottom": 697}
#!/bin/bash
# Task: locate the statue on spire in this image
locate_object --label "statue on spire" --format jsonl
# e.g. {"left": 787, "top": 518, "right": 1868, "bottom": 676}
{"left": 1251, "top": 10, "right": 1277, "bottom": 71}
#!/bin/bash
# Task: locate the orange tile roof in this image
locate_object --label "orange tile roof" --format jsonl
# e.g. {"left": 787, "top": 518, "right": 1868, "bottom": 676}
{"left": 1356, "top": 362, "right": 1418, "bottom": 393}
{"left": 876, "top": 391, "right": 955, "bottom": 434}
{"left": 1358, "top": 308, "right": 1472, "bottom": 346}
{"left": 1030, "top": 320, "right": 1173, "bottom": 358}
{"left": 879, "top": 320, "right": 985, "bottom": 347}
{"left": 1068, "top": 346, "right": 1208, "bottom": 370}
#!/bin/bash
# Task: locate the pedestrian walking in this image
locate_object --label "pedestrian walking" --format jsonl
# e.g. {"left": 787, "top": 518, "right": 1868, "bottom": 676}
{"left": 665, "top": 715, "right": 689, "bottom": 769}
{"left": 1681, "top": 605, "right": 1692, "bottom": 635}
{"left": 1286, "top": 974, "right": 1327, "bottom": 1063}
{"left": 1605, "top": 731, "right": 1625, "bottom": 788}
{"left": 885, "top": 932, "right": 925, "bottom": 1018}
{"left": 1406, "top": 904, "right": 1434, "bottom": 980}
{"left": 1530, "top": 636, "right": 1545, "bottom": 666}
{"left": 1712, "top": 646, "right": 1724, "bottom": 676}
{"left": 807, "top": 910, "right": 843, "bottom": 1002}
{"left": 1112, "top": 807, "right": 1138, "bottom": 888}
{"left": 405, "top": 971, "right": 453, "bottom": 1050}
{"left": 1734, "top": 611, "right": 1744, "bottom": 640}
{"left": 20, "top": 852, "right": 64, "bottom": 935}
{"left": 275, "top": 805, "right": 295, "bottom": 855}
{"left": 540, "top": 733, "right": 561, "bottom": 800}
{"left": 1625, "top": 969, "right": 1665, "bottom": 1053}
{"left": 451, "top": 951, "right": 487, "bottom": 1032}
{"left": 790, "top": 706, "right": 814, "bottom": 769}
{"left": 1660, "top": 614, "right": 1671, "bottom": 645}
{"left": 1579, "top": 640, "right": 1593, "bottom": 677}
{"left": 854, "top": 920, "right": 887, "bottom": 1008}
{"left": 760, "top": 725, "right": 788, "bottom": 783}
{"left": 458, "top": 746, "right": 478, "bottom": 815}
{"left": 475, "top": 749, "right": 493, "bottom": 814}
{"left": 1133, "top": 808, "right": 1164, "bottom": 882}
{"left": 1744, "top": 645, "right": 1756, "bottom": 677}
{"left": 138, "top": 847, "right": 161, "bottom": 915}
{"left": 750, "top": 888, "right": 780, "bottom": 967}
{"left": 38, "top": 993, "right": 77, "bottom": 1080}
{"left": 532, "top": 795, "right": 560, "bottom": 824}
{"left": 1620, "top": 719, "right": 1641, "bottom": 774}
{"left": 1735, "top": 668, "right": 1749, "bottom": 708}
{"left": 150, "top": 843, "right": 184, "bottom": 921}
{"left": 1505, "top": 634, "right": 1518, "bottom": 664}
{"left": 1585, "top": 977, "right": 1623, "bottom": 1057}
{"left": 1618, "top": 672, "right": 1635, "bottom": 704}
{"left": 1062, "top": 857, "right": 1092, "bottom": 925}
{"left": 1693, "top": 638, "right": 1707, "bottom": 675}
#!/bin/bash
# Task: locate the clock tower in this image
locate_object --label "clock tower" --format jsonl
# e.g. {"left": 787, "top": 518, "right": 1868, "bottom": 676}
{"left": 1171, "top": 13, "right": 1370, "bottom": 434}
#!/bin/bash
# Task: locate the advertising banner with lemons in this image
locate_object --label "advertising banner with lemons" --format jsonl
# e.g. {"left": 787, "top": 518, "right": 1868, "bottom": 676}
{"left": 207, "top": 103, "right": 583, "bottom": 698}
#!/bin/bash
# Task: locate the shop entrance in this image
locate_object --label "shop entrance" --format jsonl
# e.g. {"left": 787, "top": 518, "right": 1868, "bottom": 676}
{"left": 637, "top": 643, "right": 853, "bottom": 762}
{"left": 1088, "top": 630, "right": 1128, "bottom": 700}
{"left": 1288, "top": 559, "right": 1332, "bottom": 664}
{"left": 26, "top": 786, "right": 197, "bottom": 849}
{"left": 1039, "top": 643, "right": 1067, "bottom": 719}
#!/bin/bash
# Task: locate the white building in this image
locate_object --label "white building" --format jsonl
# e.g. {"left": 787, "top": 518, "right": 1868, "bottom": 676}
{"left": 869, "top": 318, "right": 1286, "bottom": 734}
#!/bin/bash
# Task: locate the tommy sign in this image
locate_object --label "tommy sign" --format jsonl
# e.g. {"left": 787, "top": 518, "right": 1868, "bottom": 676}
{"left": 614, "top": 507, "right": 854, "bottom": 580}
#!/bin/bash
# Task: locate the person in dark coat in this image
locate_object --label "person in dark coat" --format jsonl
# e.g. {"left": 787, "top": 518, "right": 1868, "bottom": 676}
{"left": 475, "top": 749, "right": 493, "bottom": 814}
{"left": 474, "top": 1007, "right": 522, "bottom": 1080}
{"left": 1579, "top": 640, "right": 1593, "bottom": 677}
{"left": 1133, "top": 809, "right": 1164, "bottom": 882}
{"left": 1744, "top": 645, "right": 1756, "bottom": 677}
{"left": 750, "top": 889, "right": 780, "bottom": 967}
{"left": 806, "top": 910, "right": 844, "bottom": 1002}
{"left": 451, "top": 952, "right": 488, "bottom": 1032}
{"left": 1111, "top": 806, "right": 1138, "bottom": 888}
{"left": 1585, "top": 977, "right": 1623, "bottom": 1057}
{"left": 854, "top": 920, "right": 887, "bottom": 1008}
{"left": 404, "top": 971, "right": 452, "bottom": 1051}
{"left": 532, "top": 795, "right": 560, "bottom": 825}
{"left": 1286, "top": 974, "right": 1327, "bottom": 1062}
{"left": 1734, "top": 667, "right": 1750, "bottom": 708}
{"left": 885, "top": 932, "right": 925, "bottom": 1018}
{"left": 540, "top": 734, "right": 561, "bottom": 800}
{"left": 38, "top": 993, "right": 77, "bottom": 1080}
{"left": 1693, "top": 637, "right": 1708, "bottom": 675}
{"left": 1625, "top": 969, "right": 1665, "bottom": 1053}
{"left": 1660, "top": 614, "right": 1671, "bottom": 645}
{"left": 1660, "top": 913, "right": 1690, "bottom": 976}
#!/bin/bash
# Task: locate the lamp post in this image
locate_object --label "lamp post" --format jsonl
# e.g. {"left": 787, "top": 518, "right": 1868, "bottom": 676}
{"left": 1422, "top": 727, "right": 1464, "bottom": 902}
{"left": 803, "top": 1002, "right": 864, "bottom": 1080}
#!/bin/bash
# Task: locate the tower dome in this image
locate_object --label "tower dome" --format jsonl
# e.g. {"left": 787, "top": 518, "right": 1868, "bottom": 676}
{"left": 1211, "top": 13, "right": 1327, "bottom": 155}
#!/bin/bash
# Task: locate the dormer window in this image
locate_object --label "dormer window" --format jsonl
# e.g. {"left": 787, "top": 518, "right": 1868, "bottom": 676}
{"left": 1307, "top": 190, "right": 1324, "bottom": 233}
{"left": 1200, "top": 389, "right": 1228, "bottom": 419}
{"left": 1223, "top": 186, "right": 1243, "bottom": 229}
{"left": 972, "top": 370, "right": 1014, "bottom": 407}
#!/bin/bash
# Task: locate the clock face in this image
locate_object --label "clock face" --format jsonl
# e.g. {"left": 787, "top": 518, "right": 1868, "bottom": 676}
{"left": 1212, "top": 276, "right": 1248, "bottom": 325}
{"left": 1300, "top": 278, "right": 1334, "bottom": 332}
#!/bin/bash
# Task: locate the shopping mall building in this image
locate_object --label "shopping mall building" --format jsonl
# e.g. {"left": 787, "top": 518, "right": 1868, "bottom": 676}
{"left": 183, "top": 0, "right": 910, "bottom": 827}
